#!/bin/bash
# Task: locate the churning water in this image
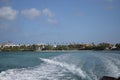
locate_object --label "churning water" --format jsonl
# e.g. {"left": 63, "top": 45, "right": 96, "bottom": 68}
{"left": 0, "top": 51, "right": 120, "bottom": 80}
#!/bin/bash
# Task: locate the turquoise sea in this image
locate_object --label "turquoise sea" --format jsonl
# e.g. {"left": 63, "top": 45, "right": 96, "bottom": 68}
{"left": 0, "top": 51, "right": 120, "bottom": 80}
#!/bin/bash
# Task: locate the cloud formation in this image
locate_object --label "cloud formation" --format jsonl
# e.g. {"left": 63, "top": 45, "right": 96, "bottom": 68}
{"left": 42, "top": 8, "right": 58, "bottom": 25}
{"left": 21, "top": 8, "right": 41, "bottom": 19}
{"left": 0, "top": 6, "right": 18, "bottom": 20}
{"left": 43, "top": 8, "right": 54, "bottom": 17}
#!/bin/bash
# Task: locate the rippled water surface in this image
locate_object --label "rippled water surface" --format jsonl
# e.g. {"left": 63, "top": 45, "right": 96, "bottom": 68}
{"left": 0, "top": 51, "right": 120, "bottom": 80}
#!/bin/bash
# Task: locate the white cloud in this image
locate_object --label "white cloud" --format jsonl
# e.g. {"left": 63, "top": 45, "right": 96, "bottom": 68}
{"left": 21, "top": 8, "right": 41, "bottom": 19}
{"left": 43, "top": 8, "right": 54, "bottom": 17}
{"left": 42, "top": 8, "right": 58, "bottom": 25}
{"left": 47, "top": 18, "right": 58, "bottom": 24}
{"left": 0, "top": 6, "right": 18, "bottom": 20}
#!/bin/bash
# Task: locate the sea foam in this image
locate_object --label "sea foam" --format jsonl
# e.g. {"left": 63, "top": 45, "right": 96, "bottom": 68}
{"left": 0, "top": 58, "right": 80, "bottom": 80}
{"left": 40, "top": 58, "right": 87, "bottom": 79}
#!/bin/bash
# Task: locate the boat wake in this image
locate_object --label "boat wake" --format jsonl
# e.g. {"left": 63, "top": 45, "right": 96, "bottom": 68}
{"left": 0, "top": 52, "right": 119, "bottom": 80}
{"left": 40, "top": 58, "right": 87, "bottom": 79}
{"left": 0, "top": 57, "right": 87, "bottom": 80}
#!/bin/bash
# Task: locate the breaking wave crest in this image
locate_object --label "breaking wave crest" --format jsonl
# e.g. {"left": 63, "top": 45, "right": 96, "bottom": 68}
{"left": 0, "top": 57, "right": 88, "bottom": 80}
{"left": 40, "top": 58, "right": 87, "bottom": 79}
{"left": 0, "top": 63, "right": 70, "bottom": 80}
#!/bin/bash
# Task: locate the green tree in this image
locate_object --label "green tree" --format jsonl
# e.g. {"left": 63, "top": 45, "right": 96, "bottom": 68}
{"left": 55, "top": 45, "right": 69, "bottom": 50}
{"left": 94, "top": 43, "right": 112, "bottom": 50}
{"left": 42, "top": 45, "right": 54, "bottom": 50}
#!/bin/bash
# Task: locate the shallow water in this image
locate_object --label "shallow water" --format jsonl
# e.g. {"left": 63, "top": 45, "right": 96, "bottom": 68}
{"left": 0, "top": 51, "right": 120, "bottom": 80}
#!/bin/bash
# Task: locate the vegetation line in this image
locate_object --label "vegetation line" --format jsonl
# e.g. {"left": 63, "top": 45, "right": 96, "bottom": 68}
{"left": 0, "top": 42, "right": 120, "bottom": 52}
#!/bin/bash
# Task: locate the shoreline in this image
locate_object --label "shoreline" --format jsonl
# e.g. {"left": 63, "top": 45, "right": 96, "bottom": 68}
{"left": 0, "top": 49, "right": 120, "bottom": 53}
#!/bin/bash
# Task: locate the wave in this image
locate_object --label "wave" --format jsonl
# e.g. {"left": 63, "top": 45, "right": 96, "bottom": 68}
{"left": 0, "top": 64, "right": 67, "bottom": 80}
{"left": 91, "top": 53, "right": 120, "bottom": 78}
{"left": 0, "top": 52, "right": 119, "bottom": 80}
{"left": 0, "top": 57, "right": 85, "bottom": 80}
{"left": 40, "top": 58, "right": 87, "bottom": 79}
{"left": 101, "top": 55, "right": 120, "bottom": 77}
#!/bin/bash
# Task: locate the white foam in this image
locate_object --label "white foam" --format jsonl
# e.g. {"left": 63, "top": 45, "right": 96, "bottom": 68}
{"left": 0, "top": 53, "right": 119, "bottom": 80}
{"left": 40, "top": 58, "right": 87, "bottom": 79}
{"left": 104, "top": 57, "right": 120, "bottom": 77}
{"left": 97, "top": 54, "right": 120, "bottom": 78}
{"left": 0, "top": 63, "right": 72, "bottom": 80}
{"left": 83, "top": 52, "right": 120, "bottom": 79}
{"left": 89, "top": 70, "right": 98, "bottom": 80}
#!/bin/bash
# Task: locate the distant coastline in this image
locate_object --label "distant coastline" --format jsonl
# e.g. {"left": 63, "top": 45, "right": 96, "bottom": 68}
{"left": 0, "top": 42, "right": 120, "bottom": 52}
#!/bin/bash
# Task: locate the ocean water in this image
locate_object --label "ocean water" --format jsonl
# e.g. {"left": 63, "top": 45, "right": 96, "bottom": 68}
{"left": 0, "top": 51, "right": 120, "bottom": 80}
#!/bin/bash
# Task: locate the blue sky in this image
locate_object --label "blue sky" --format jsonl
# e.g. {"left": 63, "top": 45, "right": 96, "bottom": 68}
{"left": 0, "top": 0, "right": 120, "bottom": 44}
